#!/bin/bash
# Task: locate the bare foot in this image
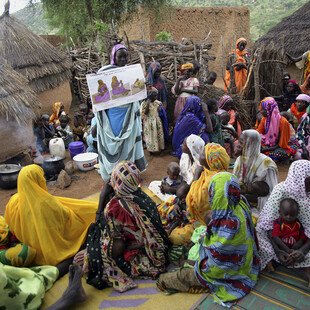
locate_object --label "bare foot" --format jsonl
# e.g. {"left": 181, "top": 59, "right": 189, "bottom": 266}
{"left": 265, "top": 261, "right": 275, "bottom": 273}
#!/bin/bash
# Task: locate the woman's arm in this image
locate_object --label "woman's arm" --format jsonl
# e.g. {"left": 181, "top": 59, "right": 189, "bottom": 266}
{"left": 201, "top": 102, "right": 213, "bottom": 133}
{"left": 96, "top": 183, "right": 114, "bottom": 221}
{"left": 174, "top": 76, "right": 186, "bottom": 95}
{"left": 182, "top": 87, "right": 198, "bottom": 95}
{"left": 243, "top": 181, "right": 269, "bottom": 203}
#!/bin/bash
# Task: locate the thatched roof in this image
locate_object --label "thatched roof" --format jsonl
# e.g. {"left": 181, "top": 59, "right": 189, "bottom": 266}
{"left": 0, "top": 62, "right": 41, "bottom": 124}
{"left": 0, "top": 10, "right": 71, "bottom": 93}
{"left": 254, "top": 2, "right": 310, "bottom": 56}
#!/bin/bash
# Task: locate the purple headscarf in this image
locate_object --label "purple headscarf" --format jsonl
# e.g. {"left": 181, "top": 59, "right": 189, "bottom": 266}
{"left": 110, "top": 44, "right": 127, "bottom": 65}
{"left": 218, "top": 95, "right": 233, "bottom": 110}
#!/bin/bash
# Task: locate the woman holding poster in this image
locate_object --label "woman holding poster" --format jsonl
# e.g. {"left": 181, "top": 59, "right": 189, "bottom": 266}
{"left": 95, "top": 44, "right": 147, "bottom": 180}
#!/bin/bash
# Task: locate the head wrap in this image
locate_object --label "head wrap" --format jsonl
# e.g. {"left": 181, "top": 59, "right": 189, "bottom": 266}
{"left": 296, "top": 94, "right": 310, "bottom": 103}
{"left": 110, "top": 44, "right": 127, "bottom": 65}
{"left": 283, "top": 160, "right": 310, "bottom": 199}
{"left": 218, "top": 95, "right": 233, "bottom": 109}
{"left": 146, "top": 62, "right": 161, "bottom": 85}
{"left": 205, "top": 143, "right": 230, "bottom": 171}
{"left": 260, "top": 97, "right": 281, "bottom": 146}
{"left": 181, "top": 63, "right": 194, "bottom": 71}
{"left": 178, "top": 96, "right": 202, "bottom": 121}
{"left": 186, "top": 134, "right": 205, "bottom": 165}
{"left": 236, "top": 37, "right": 247, "bottom": 49}
{"left": 110, "top": 161, "right": 141, "bottom": 199}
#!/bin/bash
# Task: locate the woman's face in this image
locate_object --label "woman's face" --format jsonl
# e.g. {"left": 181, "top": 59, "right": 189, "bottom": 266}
{"left": 154, "top": 68, "right": 161, "bottom": 78}
{"left": 185, "top": 68, "right": 193, "bottom": 78}
{"left": 296, "top": 100, "right": 308, "bottom": 112}
{"left": 261, "top": 108, "right": 267, "bottom": 117}
{"left": 286, "top": 82, "right": 295, "bottom": 93}
{"left": 238, "top": 42, "right": 246, "bottom": 51}
{"left": 305, "top": 176, "right": 310, "bottom": 192}
{"left": 182, "top": 138, "right": 190, "bottom": 155}
{"left": 115, "top": 49, "right": 128, "bottom": 67}
{"left": 199, "top": 151, "right": 209, "bottom": 169}
{"left": 235, "top": 134, "right": 245, "bottom": 157}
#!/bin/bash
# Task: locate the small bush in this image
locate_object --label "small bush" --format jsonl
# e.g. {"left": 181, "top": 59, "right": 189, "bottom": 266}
{"left": 155, "top": 31, "right": 172, "bottom": 42}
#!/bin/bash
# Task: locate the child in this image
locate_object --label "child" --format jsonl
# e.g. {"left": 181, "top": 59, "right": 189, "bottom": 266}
{"left": 204, "top": 71, "right": 217, "bottom": 85}
{"left": 73, "top": 109, "right": 87, "bottom": 142}
{"left": 141, "top": 87, "right": 165, "bottom": 153}
{"left": 56, "top": 114, "right": 73, "bottom": 148}
{"left": 271, "top": 198, "right": 308, "bottom": 267}
{"left": 160, "top": 162, "right": 183, "bottom": 195}
{"left": 207, "top": 98, "right": 224, "bottom": 146}
{"left": 34, "top": 114, "right": 55, "bottom": 153}
{"left": 172, "top": 63, "right": 200, "bottom": 121}
{"left": 220, "top": 111, "right": 238, "bottom": 157}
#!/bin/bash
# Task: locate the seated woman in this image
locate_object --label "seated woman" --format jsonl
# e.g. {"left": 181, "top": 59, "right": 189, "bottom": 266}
{"left": 289, "top": 94, "right": 310, "bottom": 125}
{"left": 4, "top": 165, "right": 97, "bottom": 268}
{"left": 217, "top": 95, "right": 242, "bottom": 136}
{"left": 76, "top": 161, "right": 170, "bottom": 292}
{"left": 296, "top": 105, "right": 310, "bottom": 160}
{"left": 233, "top": 129, "right": 278, "bottom": 212}
{"left": 172, "top": 96, "right": 212, "bottom": 158}
{"left": 256, "top": 160, "right": 310, "bottom": 285}
{"left": 186, "top": 143, "right": 230, "bottom": 226}
{"left": 95, "top": 79, "right": 110, "bottom": 103}
{"left": 157, "top": 173, "right": 259, "bottom": 307}
{"left": 111, "top": 76, "right": 130, "bottom": 96}
{"left": 275, "top": 79, "right": 301, "bottom": 112}
{"left": 256, "top": 97, "right": 297, "bottom": 163}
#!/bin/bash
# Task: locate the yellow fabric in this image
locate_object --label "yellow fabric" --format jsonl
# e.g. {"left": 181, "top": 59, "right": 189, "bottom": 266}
{"left": 49, "top": 101, "right": 63, "bottom": 125}
{"left": 1, "top": 244, "right": 36, "bottom": 267}
{"left": 4, "top": 165, "right": 97, "bottom": 266}
{"left": 181, "top": 63, "right": 194, "bottom": 71}
{"left": 186, "top": 143, "right": 230, "bottom": 225}
{"left": 0, "top": 216, "right": 9, "bottom": 245}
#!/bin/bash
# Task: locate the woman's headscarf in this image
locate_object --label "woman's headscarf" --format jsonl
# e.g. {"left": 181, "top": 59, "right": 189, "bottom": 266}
{"left": 283, "top": 160, "right": 310, "bottom": 199}
{"left": 301, "top": 74, "right": 310, "bottom": 95}
{"left": 236, "top": 37, "right": 247, "bottom": 49}
{"left": 4, "top": 165, "right": 97, "bottom": 265}
{"left": 181, "top": 63, "right": 194, "bottom": 71}
{"left": 260, "top": 97, "right": 281, "bottom": 146}
{"left": 218, "top": 95, "right": 233, "bottom": 110}
{"left": 146, "top": 62, "right": 161, "bottom": 85}
{"left": 186, "top": 143, "right": 230, "bottom": 224}
{"left": 110, "top": 161, "right": 141, "bottom": 200}
{"left": 110, "top": 44, "right": 127, "bottom": 65}
{"left": 177, "top": 95, "right": 204, "bottom": 123}
{"left": 186, "top": 134, "right": 205, "bottom": 164}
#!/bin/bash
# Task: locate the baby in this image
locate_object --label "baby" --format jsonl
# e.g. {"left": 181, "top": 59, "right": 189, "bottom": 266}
{"left": 271, "top": 198, "right": 308, "bottom": 268}
{"left": 220, "top": 111, "right": 237, "bottom": 157}
{"left": 160, "top": 162, "right": 183, "bottom": 195}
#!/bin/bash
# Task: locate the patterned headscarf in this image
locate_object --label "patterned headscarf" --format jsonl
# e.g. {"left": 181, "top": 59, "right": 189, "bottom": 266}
{"left": 110, "top": 44, "right": 127, "bottom": 65}
{"left": 283, "top": 160, "right": 310, "bottom": 199}
{"left": 178, "top": 96, "right": 203, "bottom": 122}
{"left": 205, "top": 143, "right": 230, "bottom": 171}
{"left": 110, "top": 161, "right": 141, "bottom": 199}
{"left": 218, "top": 95, "right": 233, "bottom": 110}
{"left": 146, "top": 62, "right": 161, "bottom": 85}
{"left": 260, "top": 97, "right": 281, "bottom": 146}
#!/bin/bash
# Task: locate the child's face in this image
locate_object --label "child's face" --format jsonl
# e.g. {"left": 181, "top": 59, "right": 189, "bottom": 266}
{"left": 185, "top": 69, "right": 193, "bottom": 78}
{"left": 148, "top": 93, "right": 157, "bottom": 102}
{"left": 167, "top": 167, "right": 180, "bottom": 181}
{"left": 280, "top": 201, "right": 298, "bottom": 224}
{"left": 60, "top": 120, "right": 68, "bottom": 129}
{"left": 209, "top": 102, "right": 218, "bottom": 113}
{"left": 220, "top": 113, "right": 230, "bottom": 125}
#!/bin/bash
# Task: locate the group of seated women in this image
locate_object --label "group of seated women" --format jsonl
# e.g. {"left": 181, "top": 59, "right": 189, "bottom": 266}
{"left": 1, "top": 141, "right": 309, "bottom": 308}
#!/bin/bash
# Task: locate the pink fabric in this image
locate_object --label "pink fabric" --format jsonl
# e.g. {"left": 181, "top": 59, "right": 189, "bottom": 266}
{"left": 260, "top": 97, "right": 281, "bottom": 147}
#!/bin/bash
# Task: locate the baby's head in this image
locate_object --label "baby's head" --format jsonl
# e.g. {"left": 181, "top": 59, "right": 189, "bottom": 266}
{"left": 220, "top": 111, "right": 230, "bottom": 125}
{"left": 279, "top": 198, "right": 299, "bottom": 224}
{"left": 206, "top": 98, "right": 218, "bottom": 113}
{"left": 167, "top": 162, "right": 180, "bottom": 181}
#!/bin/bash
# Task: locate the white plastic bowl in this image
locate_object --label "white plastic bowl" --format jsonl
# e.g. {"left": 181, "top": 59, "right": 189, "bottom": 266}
{"left": 73, "top": 152, "right": 98, "bottom": 171}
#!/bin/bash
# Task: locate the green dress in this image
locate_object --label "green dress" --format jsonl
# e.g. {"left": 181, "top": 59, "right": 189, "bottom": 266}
{"left": 209, "top": 114, "right": 224, "bottom": 146}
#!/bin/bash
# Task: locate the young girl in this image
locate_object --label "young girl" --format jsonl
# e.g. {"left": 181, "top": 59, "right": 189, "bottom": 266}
{"left": 172, "top": 63, "right": 199, "bottom": 121}
{"left": 141, "top": 87, "right": 165, "bottom": 153}
{"left": 56, "top": 114, "right": 73, "bottom": 148}
{"left": 207, "top": 99, "right": 224, "bottom": 146}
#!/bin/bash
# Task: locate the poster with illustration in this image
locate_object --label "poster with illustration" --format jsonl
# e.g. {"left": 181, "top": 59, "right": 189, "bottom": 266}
{"left": 86, "top": 64, "right": 147, "bottom": 112}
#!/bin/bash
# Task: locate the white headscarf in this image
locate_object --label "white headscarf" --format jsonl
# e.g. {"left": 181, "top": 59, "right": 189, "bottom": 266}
{"left": 179, "top": 134, "right": 205, "bottom": 185}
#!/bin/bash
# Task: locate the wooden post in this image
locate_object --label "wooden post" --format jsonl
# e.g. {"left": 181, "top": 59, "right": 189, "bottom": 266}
{"left": 139, "top": 52, "right": 146, "bottom": 74}
{"left": 174, "top": 57, "right": 178, "bottom": 82}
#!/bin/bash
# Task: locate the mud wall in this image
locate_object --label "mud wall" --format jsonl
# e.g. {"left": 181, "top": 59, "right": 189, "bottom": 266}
{"left": 121, "top": 6, "right": 250, "bottom": 79}
{"left": 37, "top": 81, "right": 72, "bottom": 115}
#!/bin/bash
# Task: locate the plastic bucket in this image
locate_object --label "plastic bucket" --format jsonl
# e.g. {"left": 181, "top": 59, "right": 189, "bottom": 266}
{"left": 68, "top": 141, "right": 85, "bottom": 159}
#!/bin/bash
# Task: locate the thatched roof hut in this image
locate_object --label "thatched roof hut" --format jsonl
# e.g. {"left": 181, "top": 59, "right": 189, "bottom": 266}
{"left": 244, "top": 2, "right": 310, "bottom": 100}
{"left": 0, "top": 9, "right": 71, "bottom": 93}
{"left": 0, "top": 62, "right": 41, "bottom": 162}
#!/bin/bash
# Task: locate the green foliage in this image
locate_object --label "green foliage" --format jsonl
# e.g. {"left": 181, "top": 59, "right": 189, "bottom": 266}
{"left": 155, "top": 31, "right": 172, "bottom": 42}
{"left": 172, "top": 0, "right": 309, "bottom": 41}
{"left": 41, "top": 0, "right": 170, "bottom": 45}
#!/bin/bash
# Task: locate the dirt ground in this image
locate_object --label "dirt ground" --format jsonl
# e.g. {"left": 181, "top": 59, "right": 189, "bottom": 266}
{"left": 0, "top": 150, "right": 289, "bottom": 216}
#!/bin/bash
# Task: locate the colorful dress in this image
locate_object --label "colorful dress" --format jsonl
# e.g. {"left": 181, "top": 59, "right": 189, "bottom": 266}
{"left": 79, "top": 162, "right": 169, "bottom": 292}
{"left": 209, "top": 113, "right": 224, "bottom": 145}
{"left": 172, "top": 96, "right": 209, "bottom": 158}
{"left": 233, "top": 129, "right": 278, "bottom": 211}
{"left": 141, "top": 99, "right": 165, "bottom": 152}
{"left": 257, "top": 160, "right": 310, "bottom": 269}
{"left": 195, "top": 172, "right": 259, "bottom": 306}
{"left": 95, "top": 83, "right": 110, "bottom": 103}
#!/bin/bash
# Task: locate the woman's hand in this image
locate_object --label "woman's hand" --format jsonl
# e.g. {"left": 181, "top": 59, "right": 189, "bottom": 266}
{"left": 276, "top": 250, "right": 292, "bottom": 266}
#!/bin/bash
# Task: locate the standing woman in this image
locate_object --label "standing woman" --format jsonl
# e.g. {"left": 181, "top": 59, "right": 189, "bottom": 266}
{"left": 96, "top": 44, "right": 147, "bottom": 180}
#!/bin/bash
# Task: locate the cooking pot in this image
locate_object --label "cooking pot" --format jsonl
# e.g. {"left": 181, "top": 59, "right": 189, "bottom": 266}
{"left": 0, "top": 164, "right": 21, "bottom": 189}
{"left": 42, "top": 155, "right": 65, "bottom": 180}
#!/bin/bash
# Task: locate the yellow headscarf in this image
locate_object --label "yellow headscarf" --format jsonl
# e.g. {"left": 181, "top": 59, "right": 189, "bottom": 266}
{"left": 181, "top": 63, "right": 194, "bottom": 71}
{"left": 49, "top": 102, "right": 64, "bottom": 124}
{"left": 4, "top": 165, "right": 97, "bottom": 266}
{"left": 186, "top": 143, "right": 230, "bottom": 225}
{"left": 0, "top": 216, "right": 9, "bottom": 245}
